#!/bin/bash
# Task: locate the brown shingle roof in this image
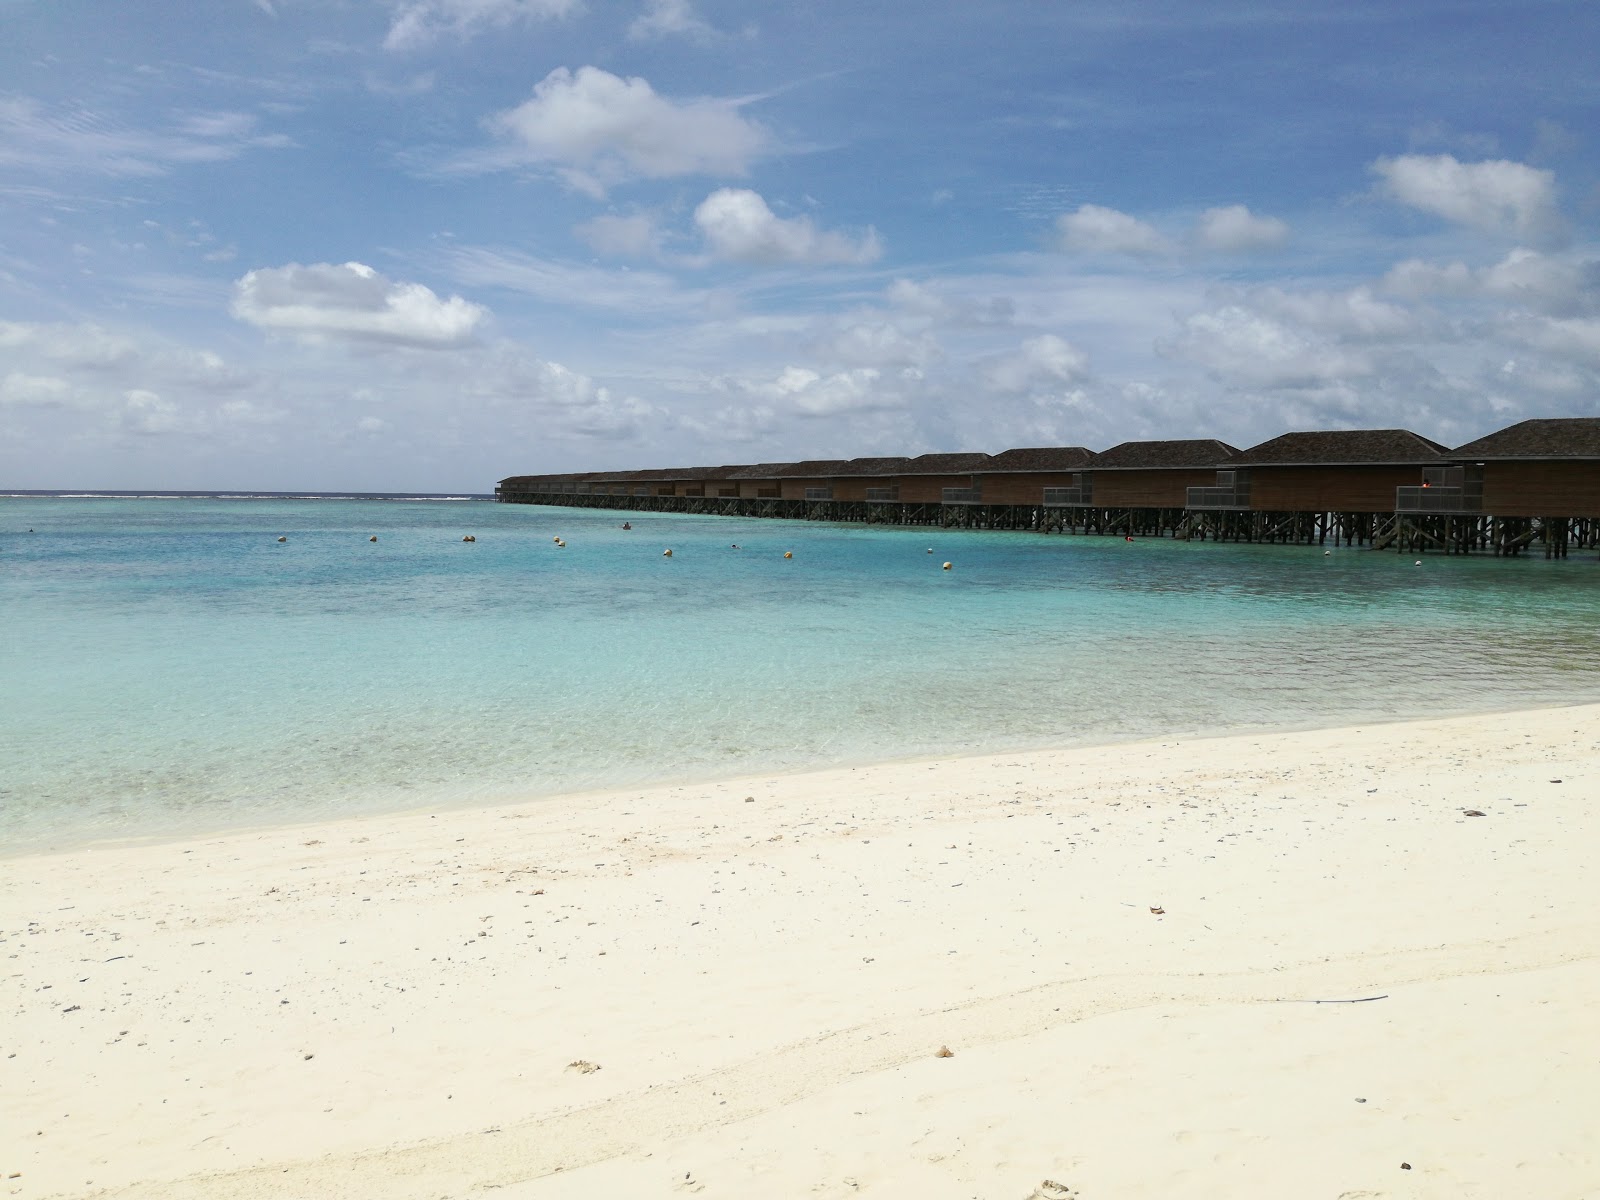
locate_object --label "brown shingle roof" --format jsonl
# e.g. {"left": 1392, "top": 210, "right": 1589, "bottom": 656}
{"left": 770, "top": 459, "right": 852, "bottom": 477}
{"left": 836, "top": 456, "right": 913, "bottom": 476}
{"left": 1229, "top": 429, "right": 1449, "bottom": 466}
{"left": 1092, "top": 439, "right": 1239, "bottom": 469}
{"left": 985, "top": 446, "right": 1095, "bottom": 471}
{"left": 1450, "top": 417, "right": 1600, "bottom": 460}
{"left": 727, "top": 462, "right": 792, "bottom": 479}
{"left": 901, "top": 452, "right": 993, "bottom": 473}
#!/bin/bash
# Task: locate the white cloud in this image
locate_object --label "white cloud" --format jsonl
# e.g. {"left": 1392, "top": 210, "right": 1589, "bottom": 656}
{"left": 1372, "top": 153, "right": 1564, "bottom": 241}
{"left": 817, "top": 322, "right": 942, "bottom": 369}
{"left": 694, "top": 189, "right": 882, "bottom": 265}
{"left": 1384, "top": 248, "right": 1597, "bottom": 317}
{"left": 986, "top": 334, "right": 1089, "bottom": 393}
{"left": 0, "top": 96, "right": 288, "bottom": 178}
{"left": 231, "top": 262, "right": 486, "bottom": 348}
{"left": 1250, "top": 286, "right": 1419, "bottom": 341}
{"left": 722, "top": 365, "right": 904, "bottom": 418}
{"left": 0, "top": 372, "right": 72, "bottom": 407}
{"left": 120, "top": 389, "right": 183, "bottom": 435}
{"left": 384, "top": 0, "right": 577, "bottom": 51}
{"left": 629, "top": 0, "right": 716, "bottom": 41}
{"left": 1194, "top": 204, "right": 1288, "bottom": 252}
{"left": 1163, "top": 306, "right": 1373, "bottom": 390}
{"left": 1056, "top": 204, "right": 1171, "bottom": 256}
{"left": 483, "top": 67, "right": 767, "bottom": 194}
{"left": 1501, "top": 316, "right": 1600, "bottom": 365}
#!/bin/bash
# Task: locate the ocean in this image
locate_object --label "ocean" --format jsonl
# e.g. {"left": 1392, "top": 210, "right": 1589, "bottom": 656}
{"left": 4, "top": 494, "right": 1599, "bottom": 853}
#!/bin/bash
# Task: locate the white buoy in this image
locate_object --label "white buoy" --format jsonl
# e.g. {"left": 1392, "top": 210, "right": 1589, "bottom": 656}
{"left": 370, "top": 536, "right": 378, "bottom": 543}
{"left": 663, "top": 548, "right": 673, "bottom": 557}
{"left": 463, "top": 535, "right": 476, "bottom": 542}
{"left": 277, "top": 536, "right": 286, "bottom": 543}
{"left": 1415, "top": 559, "right": 1422, "bottom": 566}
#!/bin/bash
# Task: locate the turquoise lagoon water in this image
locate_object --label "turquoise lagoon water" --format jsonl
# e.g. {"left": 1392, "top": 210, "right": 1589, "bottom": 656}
{"left": 3, "top": 495, "right": 1598, "bottom": 853}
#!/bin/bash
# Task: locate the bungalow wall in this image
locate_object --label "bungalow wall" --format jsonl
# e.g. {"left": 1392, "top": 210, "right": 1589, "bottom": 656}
{"left": 780, "top": 477, "right": 834, "bottom": 501}
{"left": 832, "top": 475, "right": 898, "bottom": 501}
{"left": 978, "top": 471, "right": 1082, "bottom": 505}
{"left": 1094, "top": 469, "right": 1216, "bottom": 508}
{"left": 1481, "top": 462, "right": 1600, "bottom": 517}
{"left": 896, "top": 473, "right": 975, "bottom": 503}
{"left": 1247, "top": 465, "right": 1427, "bottom": 513}
{"left": 737, "top": 479, "right": 780, "bottom": 499}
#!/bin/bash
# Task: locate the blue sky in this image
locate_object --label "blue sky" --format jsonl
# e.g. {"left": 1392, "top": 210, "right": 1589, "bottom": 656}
{"left": 2, "top": 0, "right": 1597, "bottom": 490}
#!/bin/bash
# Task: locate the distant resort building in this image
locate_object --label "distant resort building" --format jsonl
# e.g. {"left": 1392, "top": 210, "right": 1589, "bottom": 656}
{"left": 496, "top": 416, "right": 1600, "bottom": 557}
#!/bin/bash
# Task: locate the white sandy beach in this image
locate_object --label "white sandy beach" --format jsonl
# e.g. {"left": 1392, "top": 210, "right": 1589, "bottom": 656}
{"left": 4, "top": 705, "right": 1599, "bottom": 1200}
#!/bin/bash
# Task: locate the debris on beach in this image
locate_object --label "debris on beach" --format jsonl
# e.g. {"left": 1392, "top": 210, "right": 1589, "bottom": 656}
{"left": 567, "top": 1059, "right": 601, "bottom": 1074}
{"left": 936, "top": 1045, "right": 954, "bottom": 1058}
{"left": 1149, "top": 905, "right": 1165, "bottom": 915}
{"left": 1463, "top": 809, "right": 1486, "bottom": 817}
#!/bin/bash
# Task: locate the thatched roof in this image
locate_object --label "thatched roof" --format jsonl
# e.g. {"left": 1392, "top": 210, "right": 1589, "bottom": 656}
{"left": 901, "top": 452, "right": 993, "bottom": 474}
{"left": 1092, "top": 439, "right": 1239, "bottom": 469}
{"left": 985, "top": 446, "right": 1095, "bottom": 471}
{"left": 837, "top": 456, "right": 913, "bottom": 476}
{"left": 1450, "top": 417, "right": 1600, "bottom": 460}
{"left": 1229, "top": 429, "right": 1449, "bottom": 467}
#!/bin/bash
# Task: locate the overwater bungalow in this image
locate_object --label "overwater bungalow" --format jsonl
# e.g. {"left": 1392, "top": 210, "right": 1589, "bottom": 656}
{"left": 895, "top": 452, "right": 994, "bottom": 504}
{"left": 1183, "top": 429, "right": 1450, "bottom": 544}
{"left": 494, "top": 414, "right": 1599, "bottom": 556}
{"left": 977, "top": 446, "right": 1096, "bottom": 507}
{"left": 773, "top": 460, "right": 852, "bottom": 502}
{"left": 1391, "top": 417, "right": 1600, "bottom": 556}
{"left": 833, "top": 457, "right": 913, "bottom": 502}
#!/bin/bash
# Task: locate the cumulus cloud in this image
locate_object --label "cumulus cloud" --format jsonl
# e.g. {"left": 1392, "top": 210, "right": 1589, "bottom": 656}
{"left": 1384, "top": 248, "right": 1598, "bottom": 317}
{"left": 694, "top": 189, "right": 881, "bottom": 265}
{"left": 1372, "top": 153, "right": 1564, "bottom": 242}
{"left": 120, "top": 389, "right": 184, "bottom": 435}
{"left": 1249, "top": 286, "right": 1419, "bottom": 341}
{"left": 384, "top": 0, "right": 577, "bottom": 51}
{"left": 1162, "top": 306, "right": 1374, "bottom": 390}
{"left": 231, "top": 262, "right": 486, "bottom": 348}
{"left": 986, "top": 334, "right": 1090, "bottom": 393}
{"left": 1056, "top": 204, "right": 1171, "bottom": 256}
{"left": 483, "top": 67, "right": 767, "bottom": 194}
{"left": 1194, "top": 204, "right": 1288, "bottom": 252}
{"left": 721, "top": 365, "right": 907, "bottom": 417}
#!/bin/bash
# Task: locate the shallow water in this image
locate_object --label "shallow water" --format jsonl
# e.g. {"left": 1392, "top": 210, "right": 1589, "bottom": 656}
{"left": 3, "top": 496, "right": 1598, "bottom": 852}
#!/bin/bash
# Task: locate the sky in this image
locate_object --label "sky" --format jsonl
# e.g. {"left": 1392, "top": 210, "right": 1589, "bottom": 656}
{"left": 2, "top": 0, "right": 1598, "bottom": 491}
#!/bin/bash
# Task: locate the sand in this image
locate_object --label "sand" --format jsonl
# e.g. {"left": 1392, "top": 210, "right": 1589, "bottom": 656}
{"left": 4, "top": 705, "right": 1599, "bottom": 1200}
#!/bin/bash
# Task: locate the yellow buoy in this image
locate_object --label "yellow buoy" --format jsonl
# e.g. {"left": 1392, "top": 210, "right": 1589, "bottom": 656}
{"left": 553, "top": 536, "right": 561, "bottom": 543}
{"left": 942, "top": 561, "right": 952, "bottom": 571}
{"left": 783, "top": 551, "right": 793, "bottom": 559}
{"left": 663, "top": 548, "right": 673, "bottom": 557}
